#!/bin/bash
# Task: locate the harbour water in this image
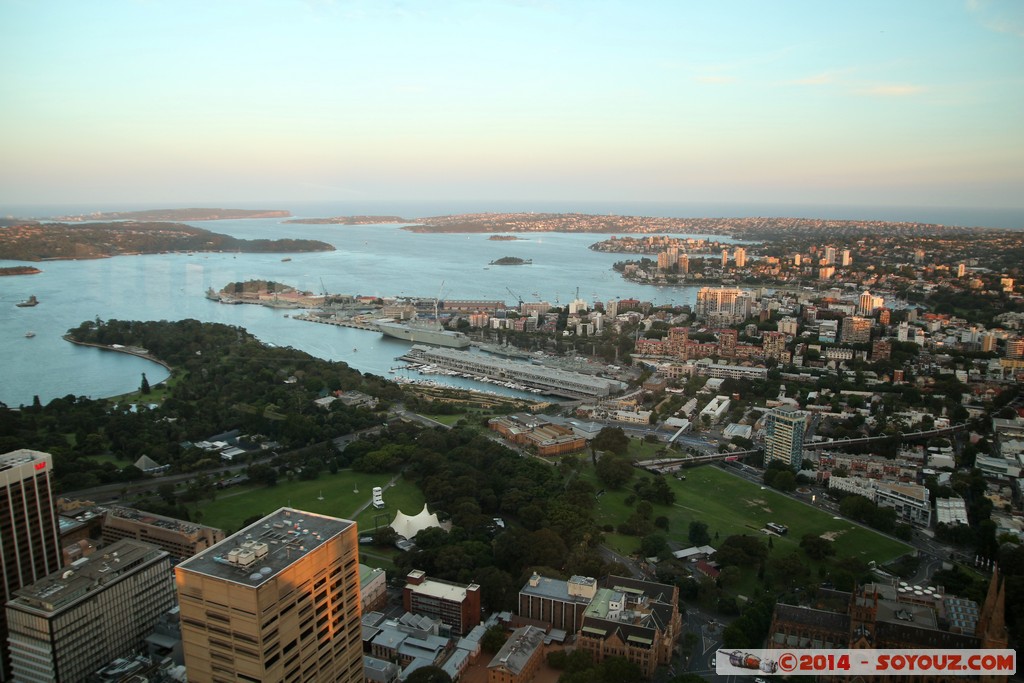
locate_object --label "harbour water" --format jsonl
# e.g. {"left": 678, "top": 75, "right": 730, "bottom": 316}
{"left": 1, "top": 217, "right": 736, "bottom": 406}
{"left": 3, "top": 198, "right": 1021, "bottom": 407}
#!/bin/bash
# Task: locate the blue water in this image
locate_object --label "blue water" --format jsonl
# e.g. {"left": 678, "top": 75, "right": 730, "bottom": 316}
{"left": 1, "top": 217, "right": 727, "bottom": 406}
{"left": 4, "top": 200, "right": 1024, "bottom": 230}
{"left": 3, "top": 199, "right": 1022, "bottom": 407}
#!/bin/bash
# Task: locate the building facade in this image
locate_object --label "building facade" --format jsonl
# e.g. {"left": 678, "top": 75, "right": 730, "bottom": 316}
{"left": 763, "top": 406, "right": 806, "bottom": 469}
{"left": 517, "top": 573, "right": 596, "bottom": 633}
{"left": 402, "top": 570, "right": 481, "bottom": 635}
{"left": 101, "top": 506, "right": 225, "bottom": 562}
{"left": 0, "top": 449, "right": 62, "bottom": 681}
{"left": 6, "top": 539, "right": 175, "bottom": 683}
{"left": 175, "top": 508, "right": 364, "bottom": 683}
{"left": 575, "top": 576, "right": 682, "bottom": 679}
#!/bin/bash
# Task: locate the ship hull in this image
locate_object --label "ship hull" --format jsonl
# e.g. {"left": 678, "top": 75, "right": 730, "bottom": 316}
{"left": 377, "top": 322, "right": 471, "bottom": 348}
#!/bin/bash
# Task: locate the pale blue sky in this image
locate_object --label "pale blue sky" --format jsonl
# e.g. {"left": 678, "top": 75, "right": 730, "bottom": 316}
{"left": 1, "top": 0, "right": 1022, "bottom": 208}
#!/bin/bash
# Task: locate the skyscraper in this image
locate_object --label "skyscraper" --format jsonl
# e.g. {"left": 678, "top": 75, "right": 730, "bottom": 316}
{"left": 824, "top": 246, "right": 837, "bottom": 264}
{"left": 733, "top": 247, "right": 747, "bottom": 268}
{"left": 841, "top": 249, "right": 852, "bottom": 266}
{"left": 763, "top": 406, "right": 806, "bottom": 469}
{"left": 175, "top": 508, "right": 364, "bottom": 683}
{"left": 6, "top": 539, "right": 175, "bottom": 683}
{"left": 0, "top": 449, "right": 61, "bottom": 681}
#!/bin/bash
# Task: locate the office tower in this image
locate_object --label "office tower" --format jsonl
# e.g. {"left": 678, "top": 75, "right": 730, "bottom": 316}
{"left": 981, "top": 333, "right": 996, "bottom": 353}
{"left": 762, "top": 331, "right": 787, "bottom": 360}
{"left": 897, "top": 321, "right": 910, "bottom": 342}
{"left": 0, "top": 449, "right": 61, "bottom": 681}
{"left": 857, "top": 290, "right": 874, "bottom": 316}
{"left": 841, "top": 315, "right": 872, "bottom": 343}
{"left": 841, "top": 249, "right": 852, "bottom": 266}
{"left": 878, "top": 308, "right": 891, "bottom": 325}
{"left": 733, "top": 247, "right": 747, "bottom": 268}
{"left": 176, "top": 508, "right": 364, "bottom": 683}
{"left": 763, "top": 406, "right": 806, "bottom": 469}
{"left": 6, "top": 539, "right": 174, "bottom": 683}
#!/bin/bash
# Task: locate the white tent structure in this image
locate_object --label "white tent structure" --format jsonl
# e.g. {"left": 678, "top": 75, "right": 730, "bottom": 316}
{"left": 390, "top": 504, "right": 448, "bottom": 540}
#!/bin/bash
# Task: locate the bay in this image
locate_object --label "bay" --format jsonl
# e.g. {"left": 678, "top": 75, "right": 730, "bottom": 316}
{"left": 1, "top": 218, "right": 739, "bottom": 407}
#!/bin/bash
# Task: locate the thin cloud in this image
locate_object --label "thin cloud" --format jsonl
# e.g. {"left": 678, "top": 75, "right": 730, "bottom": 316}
{"left": 858, "top": 84, "right": 926, "bottom": 97}
{"left": 791, "top": 73, "right": 837, "bottom": 86}
{"left": 695, "top": 75, "right": 737, "bottom": 85}
{"left": 966, "top": 0, "right": 1024, "bottom": 38}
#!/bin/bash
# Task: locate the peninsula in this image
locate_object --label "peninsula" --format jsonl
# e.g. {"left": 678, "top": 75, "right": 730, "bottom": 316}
{"left": 394, "top": 211, "right": 1007, "bottom": 239}
{"left": 0, "top": 222, "right": 334, "bottom": 261}
{"left": 284, "top": 215, "right": 410, "bottom": 225}
{"left": 53, "top": 208, "right": 291, "bottom": 221}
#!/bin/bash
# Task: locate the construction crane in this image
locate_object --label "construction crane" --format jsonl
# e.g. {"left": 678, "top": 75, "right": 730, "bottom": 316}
{"left": 506, "top": 286, "right": 524, "bottom": 309}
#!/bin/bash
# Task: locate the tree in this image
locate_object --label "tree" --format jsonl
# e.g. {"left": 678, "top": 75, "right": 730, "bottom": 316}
{"left": 688, "top": 520, "right": 711, "bottom": 546}
{"left": 140, "top": 373, "right": 151, "bottom": 395}
{"left": 404, "top": 666, "right": 452, "bottom": 683}
{"left": 640, "top": 533, "right": 668, "bottom": 558}
{"left": 595, "top": 454, "right": 634, "bottom": 489}
{"left": 799, "top": 533, "right": 836, "bottom": 560}
{"left": 772, "top": 470, "right": 796, "bottom": 492}
{"left": 480, "top": 625, "right": 508, "bottom": 654}
{"left": 592, "top": 427, "right": 630, "bottom": 458}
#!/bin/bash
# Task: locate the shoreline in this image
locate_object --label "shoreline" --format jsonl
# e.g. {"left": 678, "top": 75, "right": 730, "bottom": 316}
{"left": 61, "top": 336, "right": 173, "bottom": 394}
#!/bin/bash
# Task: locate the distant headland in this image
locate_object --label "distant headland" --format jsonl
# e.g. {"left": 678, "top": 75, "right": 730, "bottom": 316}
{"left": 54, "top": 208, "right": 291, "bottom": 221}
{"left": 0, "top": 222, "right": 334, "bottom": 261}
{"left": 284, "top": 216, "right": 410, "bottom": 225}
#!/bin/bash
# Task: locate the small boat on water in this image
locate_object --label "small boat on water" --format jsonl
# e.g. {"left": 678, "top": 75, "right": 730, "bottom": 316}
{"left": 25, "top": 331, "right": 35, "bottom": 338}
{"left": 281, "top": 257, "right": 292, "bottom": 262}
{"left": 16, "top": 295, "right": 39, "bottom": 307}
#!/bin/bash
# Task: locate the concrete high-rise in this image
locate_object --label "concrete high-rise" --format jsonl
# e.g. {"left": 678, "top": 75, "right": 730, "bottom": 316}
{"left": 175, "top": 508, "right": 364, "bottom": 683}
{"left": 0, "top": 450, "right": 61, "bottom": 681}
{"left": 763, "top": 406, "right": 806, "bottom": 470}
{"left": 6, "top": 539, "right": 175, "bottom": 683}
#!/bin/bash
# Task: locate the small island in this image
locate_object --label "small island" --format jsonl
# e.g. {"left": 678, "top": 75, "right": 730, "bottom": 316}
{"left": 0, "top": 266, "right": 42, "bottom": 276}
{"left": 0, "top": 222, "right": 334, "bottom": 261}
{"left": 488, "top": 235, "right": 523, "bottom": 241}
{"left": 489, "top": 256, "right": 532, "bottom": 266}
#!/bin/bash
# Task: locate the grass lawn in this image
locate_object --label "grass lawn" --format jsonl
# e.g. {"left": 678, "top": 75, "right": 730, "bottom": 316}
{"left": 197, "top": 470, "right": 426, "bottom": 540}
{"left": 587, "top": 464, "right": 911, "bottom": 567}
{"left": 83, "top": 454, "right": 131, "bottom": 468}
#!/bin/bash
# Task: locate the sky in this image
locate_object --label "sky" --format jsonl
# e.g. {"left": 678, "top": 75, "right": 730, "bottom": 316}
{"left": 1, "top": 0, "right": 1023, "bottom": 209}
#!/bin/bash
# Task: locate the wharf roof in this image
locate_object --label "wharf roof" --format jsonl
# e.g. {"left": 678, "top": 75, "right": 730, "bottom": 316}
{"left": 175, "top": 507, "right": 354, "bottom": 586}
{"left": 10, "top": 539, "right": 167, "bottom": 615}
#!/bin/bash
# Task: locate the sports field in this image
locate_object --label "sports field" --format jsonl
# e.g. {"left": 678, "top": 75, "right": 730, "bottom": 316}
{"left": 590, "top": 464, "right": 911, "bottom": 564}
{"left": 197, "top": 470, "right": 425, "bottom": 538}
